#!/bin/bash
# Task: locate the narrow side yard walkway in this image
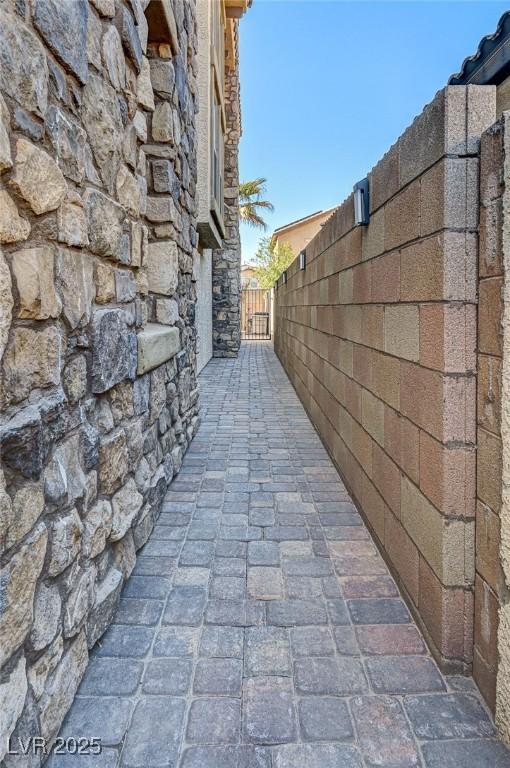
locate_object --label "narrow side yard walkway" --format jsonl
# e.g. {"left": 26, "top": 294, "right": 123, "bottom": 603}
{"left": 51, "top": 342, "right": 510, "bottom": 768}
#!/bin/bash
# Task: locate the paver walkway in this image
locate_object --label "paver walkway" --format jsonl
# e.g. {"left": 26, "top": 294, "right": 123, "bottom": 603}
{"left": 51, "top": 342, "right": 510, "bottom": 768}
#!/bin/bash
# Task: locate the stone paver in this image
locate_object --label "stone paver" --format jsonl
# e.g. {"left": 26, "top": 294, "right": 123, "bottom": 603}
{"left": 49, "top": 343, "right": 510, "bottom": 767}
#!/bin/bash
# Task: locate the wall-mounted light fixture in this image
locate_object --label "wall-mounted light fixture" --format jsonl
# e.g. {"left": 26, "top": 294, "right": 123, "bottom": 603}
{"left": 299, "top": 250, "right": 306, "bottom": 270}
{"left": 353, "top": 177, "right": 370, "bottom": 226}
{"left": 282, "top": 271, "right": 287, "bottom": 284}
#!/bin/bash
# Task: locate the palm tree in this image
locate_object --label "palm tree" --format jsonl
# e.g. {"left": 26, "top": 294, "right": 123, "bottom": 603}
{"left": 239, "top": 177, "right": 274, "bottom": 229}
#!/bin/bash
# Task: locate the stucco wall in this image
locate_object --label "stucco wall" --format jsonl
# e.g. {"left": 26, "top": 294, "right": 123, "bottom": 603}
{"left": 195, "top": 248, "right": 213, "bottom": 373}
{"left": 274, "top": 210, "right": 335, "bottom": 258}
{"left": 496, "top": 110, "right": 510, "bottom": 744}
{"left": 274, "top": 85, "right": 496, "bottom": 674}
{"left": 474, "top": 117, "right": 506, "bottom": 712}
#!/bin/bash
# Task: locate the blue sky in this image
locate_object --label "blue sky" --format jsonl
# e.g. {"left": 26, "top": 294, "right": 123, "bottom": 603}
{"left": 238, "top": 0, "right": 509, "bottom": 262}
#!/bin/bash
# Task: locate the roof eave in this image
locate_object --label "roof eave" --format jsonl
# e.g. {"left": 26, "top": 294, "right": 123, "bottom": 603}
{"left": 449, "top": 11, "right": 510, "bottom": 86}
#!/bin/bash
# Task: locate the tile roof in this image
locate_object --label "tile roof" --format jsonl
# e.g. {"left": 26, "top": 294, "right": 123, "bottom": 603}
{"left": 449, "top": 11, "right": 510, "bottom": 86}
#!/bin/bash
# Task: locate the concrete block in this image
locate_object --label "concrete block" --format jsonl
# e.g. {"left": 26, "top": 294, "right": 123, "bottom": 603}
{"left": 369, "top": 143, "right": 399, "bottom": 212}
{"left": 399, "top": 89, "right": 449, "bottom": 187}
{"left": 419, "top": 431, "right": 475, "bottom": 517}
{"left": 419, "top": 556, "right": 474, "bottom": 662}
{"left": 371, "top": 251, "right": 400, "bottom": 303}
{"left": 360, "top": 473, "right": 386, "bottom": 544}
{"left": 372, "top": 441, "right": 401, "bottom": 515}
{"left": 480, "top": 121, "right": 504, "bottom": 205}
{"left": 419, "top": 303, "right": 476, "bottom": 374}
{"left": 352, "top": 262, "right": 371, "bottom": 303}
{"left": 420, "top": 158, "right": 471, "bottom": 237}
{"left": 385, "top": 508, "right": 419, "bottom": 604}
{"left": 477, "top": 426, "right": 502, "bottom": 514}
{"left": 444, "top": 86, "right": 467, "bottom": 155}
{"left": 371, "top": 350, "right": 400, "bottom": 410}
{"left": 466, "top": 85, "right": 497, "bottom": 154}
{"left": 362, "top": 305, "right": 384, "bottom": 351}
{"left": 401, "top": 475, "right": 473, "bottom": 587}
{"left": 476, "top": 501, "right": 503, "bottom": 596}
{"left": 361, "top": 208, "right": 385, "bottom": 261}
{"left": 384, "top": 180, "right": 420, "bottom": 251}
{"left": 479, "top": 198, "right": 503, "bottom": 277}
{"left": 478, "top": 277, "right": 503, "bottom": 356}
{"left": 401, "top": 232, "right": 476, "bottom": 303}
{"left": 384, "top": 305, "right": 419, "bottom": 362}
{"left": 477, "top": 354, "right": 501, "bottom": 435}
{"left": 361, "top": 389, "right": 384, "bottom": 446}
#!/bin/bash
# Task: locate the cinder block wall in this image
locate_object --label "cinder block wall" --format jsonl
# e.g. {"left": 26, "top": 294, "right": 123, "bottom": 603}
{"left": 275, "top": 85, "right": 496, "bottom": 673}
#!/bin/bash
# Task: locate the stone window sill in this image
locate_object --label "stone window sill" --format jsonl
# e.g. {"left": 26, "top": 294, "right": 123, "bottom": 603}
{"left": 137, "top": 323, "right": 180, "bottom": 375}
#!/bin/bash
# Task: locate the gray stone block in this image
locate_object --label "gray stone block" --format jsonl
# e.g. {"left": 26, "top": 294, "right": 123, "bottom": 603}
{"left": 153, "top": 627, "right": 198, "bottom": 657}
{"left": 247, "top": 542, "right": 280, "bottom": 567}
{"left": 245, "top": 627, "right": 291, "bottom": 677}
{"left": 366, "top": 657, "right": 446, "bottom": 694}
{"left": 243, "top": 676, "right": 296, "bottom": 745}
{"left": 205, "top": 600, "right": 265, "bottom": 627}
{"left": 95, "top": 625, "right": 154, "bottom": 658}
{"left": 350, "top": 695, "right": 420, "bottom": 767}
{"left": 290, "top": 627, "right": 335, "bottom": 657}
{"left": 180, "top": 746, "right": 271, "bottom": 768}
{"left": 186, "top": 698, "right": 240, "bottom": 744}
{"left": 163, "top": 586, "right": 206, "bottom": 626}
{"left": 421, "top": 740, "right": 510, "bottom": 768}
{"left": 210, "top": 576, "right": 246, "bottom": 600}
{"left": 199, "top": 626, "right": 244, "bottom": 659}
{"left": 299, "top": 697, "right": 354, "bottom": 741}
{"left": 267, "top": 600, "right": 328, "bottom": 626}
{"left": 193, "top": 658, "right": 242, "bottom": 696}
{"left": 121, "top": 697, "right": 185, "bottom": 768}
{"left": 273, "top": 744, "right": 363, "bottom": 768}
{"left": 404, "top": 693, "right": 495, "bottom": 739}
{"left": 91, "top": 309, "right": 137, "bottom": 394}
{"left": 59, "top": 697, "right": 132, "bottom": 746}
{"left": 115, "top": 598, "right": 164, "bottom": 626}
{"left": 347, "top": 598, "right": 411, "bottom": 625}
{"left": 77, "top": 658, "right": 142, "bottom": 696}
{"left": 33, "top": 0, "right": 88, "bottom": 84}
{"left": 142, "top": 658, "right": 192, "bottom": 695}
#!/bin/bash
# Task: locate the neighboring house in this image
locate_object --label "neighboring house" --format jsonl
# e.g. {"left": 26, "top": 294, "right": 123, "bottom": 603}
{"left": 241, "top": 263, "right": 260, "bottom": 289}
{"left": 271, "top": 206, "right": 338, "bottom": 256}
{"left": 0, "top": 0, "right": 249, "bottom": 756}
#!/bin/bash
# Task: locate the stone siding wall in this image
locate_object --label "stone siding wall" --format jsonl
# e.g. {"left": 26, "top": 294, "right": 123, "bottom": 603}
{"left": 212, "top": 25, "right": 241, "bottom": 358}
{"left": 274, "top": 86, "right": 496, "bottom": 675}
{"left": 0, "top": 0, "right": 199, "bottom": 759}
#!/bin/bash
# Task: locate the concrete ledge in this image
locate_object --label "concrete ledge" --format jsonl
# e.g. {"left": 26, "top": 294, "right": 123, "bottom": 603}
{"left": 137, "top": 323, "right": 180, "bottom": 375}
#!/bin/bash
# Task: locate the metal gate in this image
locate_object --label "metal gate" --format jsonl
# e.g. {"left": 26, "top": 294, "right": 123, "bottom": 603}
{"left": 241, "top": 288, "right": 272, "bottom": 340}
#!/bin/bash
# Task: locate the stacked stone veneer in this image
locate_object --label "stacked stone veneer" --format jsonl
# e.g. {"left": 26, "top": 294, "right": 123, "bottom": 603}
{"left": 212, "top": 27, "right": 241, "bottom": 358}
{"left": 275, "top": 86, "right": 497, "bottom": 675}
{"left": 0, "top": 0, "right": 199, "bottom": 758}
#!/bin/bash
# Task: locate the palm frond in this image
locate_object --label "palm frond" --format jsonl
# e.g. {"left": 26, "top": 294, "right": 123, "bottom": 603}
{"left": 239, "top": 204, "right": 267, "bottom": 229}
{"left": 238, "top": 178, "right": 274, "bottom": 229}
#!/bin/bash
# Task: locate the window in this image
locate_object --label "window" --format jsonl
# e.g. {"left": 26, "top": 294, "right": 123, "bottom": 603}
{"left": 196, "top": 0, "right": 226, "bottom": 248}
{"left": 209, "top": 1, "right": 225, "bottom": 232}
{"left": 211, "top": 87, "right": 224, "bottom": 227}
